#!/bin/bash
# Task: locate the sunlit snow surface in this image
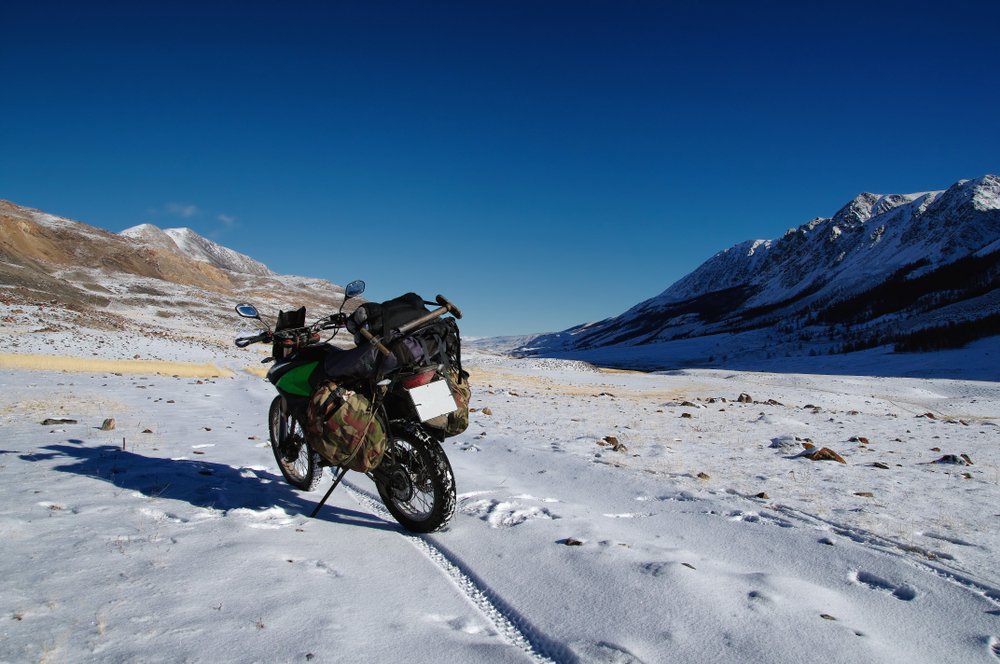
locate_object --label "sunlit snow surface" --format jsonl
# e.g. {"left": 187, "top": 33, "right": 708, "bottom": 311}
{"left": 2, "top": 331, "right": 999, "bottom": 663}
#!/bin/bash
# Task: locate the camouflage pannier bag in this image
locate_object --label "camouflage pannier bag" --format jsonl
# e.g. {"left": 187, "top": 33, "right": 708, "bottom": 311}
{"left": 306, "top": 381, "right": 387, "bottom": 472}
{"left": 443, "top": 369, "right": 470, "bottom": 437}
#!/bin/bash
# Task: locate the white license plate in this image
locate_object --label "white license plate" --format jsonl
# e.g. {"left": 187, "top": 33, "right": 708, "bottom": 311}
{"left": 407, "top": 380, "right": 457, "bottom": 422}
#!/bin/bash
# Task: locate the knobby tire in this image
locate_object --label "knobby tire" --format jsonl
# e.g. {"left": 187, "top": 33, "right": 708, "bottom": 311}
{"left": 375, "top": 424, "right": 456, "bottom": 533}
{"left": 268, "top": 396, "right": 323, "bottom": 491}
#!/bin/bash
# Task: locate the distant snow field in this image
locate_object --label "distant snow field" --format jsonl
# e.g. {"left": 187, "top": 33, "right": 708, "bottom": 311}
{"left": 2, "top": 323, "right": 999, "bottom": 663}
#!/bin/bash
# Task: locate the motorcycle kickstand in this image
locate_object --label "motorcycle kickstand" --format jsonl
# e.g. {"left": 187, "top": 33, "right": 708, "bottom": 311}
{"left": 309, "top": 466, "right": 349, "bottom": 518}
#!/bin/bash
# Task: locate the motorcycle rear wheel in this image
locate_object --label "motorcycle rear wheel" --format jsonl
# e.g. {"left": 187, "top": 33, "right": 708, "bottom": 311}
{"left": 375, "top": 425, "right": 456, "bottom": 533}
{"left": 268, "top": 396, "right": 322, "bottom": 491}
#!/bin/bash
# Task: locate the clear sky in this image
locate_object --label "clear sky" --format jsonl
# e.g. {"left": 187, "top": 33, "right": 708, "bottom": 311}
{"left": 2, "top": 1, "right": 998, "bottom": 337}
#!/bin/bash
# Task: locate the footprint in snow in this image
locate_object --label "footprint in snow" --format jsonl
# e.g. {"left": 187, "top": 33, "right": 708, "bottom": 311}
{"left": 604, "top": 512, "right": 653, "bottom": 519}
{"left": 139, "top": 507, "right": 189, "bottom": 524}
{"left": 852, "top": 570, "right": 918, "bottom": 601}
{"left": 229, "top": 506, "right": 295, "bottom": 529}
{"left": 284, "top": 558, "right": 341, "bottom": 577}
{"left": 460, "top": 498, "right": 558, "bottom": 528}
{"left": 639, "top": 562, "right": 677, "bottom": 578}
{"left": 639, "top": 492, "right": 698, "bottom": 503}
{"left": 725, "top": 510, "right": 794, "bottom": 529}
{"left": 568, "top": 639, "right": 646, "bottom": 664}
{"left": 426, "top": 613, "right": 493, "bottom": 636}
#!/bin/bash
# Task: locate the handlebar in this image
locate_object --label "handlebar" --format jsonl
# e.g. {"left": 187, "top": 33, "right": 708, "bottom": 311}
{"left": 233, "top": 294, "right": 462, "bottom": 359}
{"left": 235, "top": 331, "right": 271, "bottom": 348}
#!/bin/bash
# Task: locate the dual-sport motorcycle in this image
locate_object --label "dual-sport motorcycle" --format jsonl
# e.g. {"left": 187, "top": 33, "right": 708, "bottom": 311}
{"left": 234, "top": 280, "right": 464, "bottom": 532}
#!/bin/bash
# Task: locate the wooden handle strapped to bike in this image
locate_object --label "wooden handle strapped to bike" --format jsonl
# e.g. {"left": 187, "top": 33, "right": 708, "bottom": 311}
{"left": 360, "top": 294, "right": 463, "bottom": 358}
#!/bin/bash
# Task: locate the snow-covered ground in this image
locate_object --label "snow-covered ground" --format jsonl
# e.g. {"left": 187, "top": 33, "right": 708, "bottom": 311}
{"left": 2, "top": 328, "right": 999, "bottom": 662}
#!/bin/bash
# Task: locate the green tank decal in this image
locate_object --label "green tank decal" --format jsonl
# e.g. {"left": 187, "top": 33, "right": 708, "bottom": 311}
{"left": 276, "top": 361, "right": 319, "bottom": 396}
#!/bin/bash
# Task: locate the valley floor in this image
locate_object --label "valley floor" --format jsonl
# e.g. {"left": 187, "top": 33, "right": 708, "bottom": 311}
{"left": 2, "top": 341, "right": 999, "bottom": 663}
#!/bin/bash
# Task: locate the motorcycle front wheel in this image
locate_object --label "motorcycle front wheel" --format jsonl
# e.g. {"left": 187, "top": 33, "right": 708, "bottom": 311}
{"left": 375, "top": 425, "right": 456, "bottom": 533}
{"left": 268, "top": 396, "right": 323, "bottom": 491}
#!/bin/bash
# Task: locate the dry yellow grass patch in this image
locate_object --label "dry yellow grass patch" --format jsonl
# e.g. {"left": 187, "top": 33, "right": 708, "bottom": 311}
{"left": 0, "top": 353, "right": 232, "bottom": 378}
{"left": 467, "top": 365, "right": 701, "bottom": 403}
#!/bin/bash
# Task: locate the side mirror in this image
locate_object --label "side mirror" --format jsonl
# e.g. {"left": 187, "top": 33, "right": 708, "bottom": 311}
{"left": 345, "top": 280, "right": 366, "bottom": 299}
{"left": 235, "top": 303, "right": 260, "bottom": 319}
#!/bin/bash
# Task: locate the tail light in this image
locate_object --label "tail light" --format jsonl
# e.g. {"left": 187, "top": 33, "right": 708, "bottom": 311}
{"left": 402, "top": 369, "right": 437, "bottom": 389}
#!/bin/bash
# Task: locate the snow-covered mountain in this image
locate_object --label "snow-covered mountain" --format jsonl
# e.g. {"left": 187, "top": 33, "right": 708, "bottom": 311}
{"left": 120, "top": 224, "right": 273, "bottom": 276}
{"left": 0, "top": 199, "right": 353, "bottom": 348}
{"left": 518, "top": 175, "right": 1000, "bottom": 370}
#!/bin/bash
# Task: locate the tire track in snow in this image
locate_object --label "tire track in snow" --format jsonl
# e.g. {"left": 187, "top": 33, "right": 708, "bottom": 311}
{"left": 342, "top": 480, "right": 573, "bottom": 664}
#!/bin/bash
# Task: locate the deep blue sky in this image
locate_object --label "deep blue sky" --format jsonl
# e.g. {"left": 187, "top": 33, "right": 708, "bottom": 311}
{"left": 3, "top": 1, "right": 998, "bottom": 336}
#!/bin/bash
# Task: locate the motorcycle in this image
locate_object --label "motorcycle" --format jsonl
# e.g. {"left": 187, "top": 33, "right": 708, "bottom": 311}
{"left": 233, "top": 280, "right": 463, "bottom": 533}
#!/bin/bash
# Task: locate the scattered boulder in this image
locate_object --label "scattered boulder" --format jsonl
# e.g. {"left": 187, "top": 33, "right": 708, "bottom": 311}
{"left": 696, "top": 472, "right": 710, "bottom": 480}
{"left": 680, "top": 413, "right": 693, "bottom": 419}
{"left": 559, "top": 537, "right": 585, "bottom": 546}
{"left": 481, "top": 407, "right": 493, "bottom": 416}
{"left": 920, "top": 412, "right": 937, "bottom": 420}
{"left": 803, "top": 447, "right": 846, "bottom": 464}
{"left": 849, "top": 436, "right": 870, "bottom": 444}
{"left": 871, "top": 462, "right": 890, "bottom": 469}
{"left": 854, "top": 491, "right": 874, "bottom": 498}
{"left": 600, "top": 436, "right": 627, "bottom": 452}
{"left": 41, "top": 418, "right": 77, "bottom": 425}
{"left": 769, "top": 435, "right": 799, "bottom": 450}
{"left": 754, "top": 492, "right": 769, "bottom": 500}
{"left": 100, "top": 418, "right": 116, "bottom": 431}
{"left": 931, "top": 454, "right": 972, "bottom": 466}
{"left": 680, "top": 401, "right": 699, "bottom": 408}
{"left": 737, "top": 393, "right": 753, "bottom": 403}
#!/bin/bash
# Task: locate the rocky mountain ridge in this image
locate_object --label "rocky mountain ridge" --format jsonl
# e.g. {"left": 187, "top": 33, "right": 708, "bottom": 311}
{"left": 0, "top": 199, "right": 351, "bottom": 349}
{"left": 120, "top": 224, "right": 273, "bottom": 276}
{"left": 518, "top": 175, "right": 1000, "bottom": 370}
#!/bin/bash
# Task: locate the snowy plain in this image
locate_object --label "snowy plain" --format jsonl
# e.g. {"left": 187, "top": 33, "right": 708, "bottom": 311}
{"left": 2, "top": 324, "right": 999, "bottom": 663}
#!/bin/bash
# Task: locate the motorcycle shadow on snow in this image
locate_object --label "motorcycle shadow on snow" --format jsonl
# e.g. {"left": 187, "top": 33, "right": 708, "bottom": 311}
{"left": 23, "top": 440, "right": 397, "bottom": 532}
